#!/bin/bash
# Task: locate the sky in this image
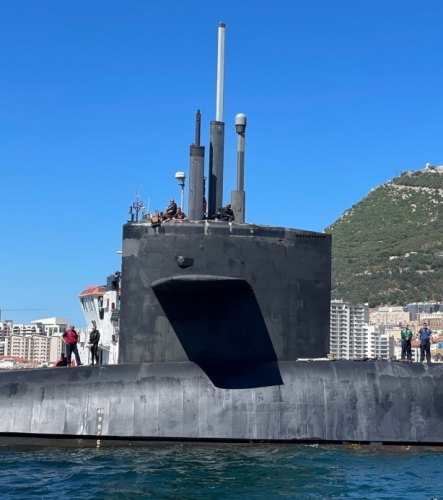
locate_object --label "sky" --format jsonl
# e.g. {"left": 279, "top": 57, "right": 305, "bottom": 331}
{"left": 1, "top": 0, "right": 442, "bottom": 326}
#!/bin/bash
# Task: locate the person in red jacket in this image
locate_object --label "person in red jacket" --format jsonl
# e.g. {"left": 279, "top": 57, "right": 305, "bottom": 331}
{"left": 62, "top": 325, "right": 82, "bottom": 367}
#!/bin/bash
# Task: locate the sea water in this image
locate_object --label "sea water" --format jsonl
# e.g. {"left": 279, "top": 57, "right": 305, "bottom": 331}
{"left": 0, "top": 443, "right": 442, "bottom": 499}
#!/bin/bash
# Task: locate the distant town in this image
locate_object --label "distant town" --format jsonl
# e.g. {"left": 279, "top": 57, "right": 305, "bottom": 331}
{"left": 0, "top": 272, "right": 121, "bottom": 369}
{"left": 0, "top": 300, "right": 441, "bottom": 369}
{"left": 330, "top": 300, "right": 443, "bottom": 363}
{"left": 0, "top": 317, "right": 87, "bottom": 369}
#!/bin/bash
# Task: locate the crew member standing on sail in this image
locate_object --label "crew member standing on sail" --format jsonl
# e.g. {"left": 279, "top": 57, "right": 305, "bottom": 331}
{"left": 89, "top": 324, "right": 101, "bottom": 365}
{"left": 62, "top": 325, "right": 82, "bottom": 367}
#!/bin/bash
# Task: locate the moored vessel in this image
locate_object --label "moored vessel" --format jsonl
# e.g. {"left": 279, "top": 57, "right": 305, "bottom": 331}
{"left": 0, "top": 22, "right": 442, "bottom": 447}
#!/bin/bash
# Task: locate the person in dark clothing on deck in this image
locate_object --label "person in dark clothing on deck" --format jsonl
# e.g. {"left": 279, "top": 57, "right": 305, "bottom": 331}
{"left": 163, "top": 198, "right": 177, "bottom": 220}
{"left": 224, "top": 204, "right": 234, "bottom": 220}
{"left": 55, "top": 352, "right": 68, "bottom": 367}
{"left": 89, "top": 324, "right": 101, "bottom": 365}
{"left": 418, "top": 322, "right": 433, "bottom": 363}
{"left": 213, "top": 204, "right": 234, "bottom": 221}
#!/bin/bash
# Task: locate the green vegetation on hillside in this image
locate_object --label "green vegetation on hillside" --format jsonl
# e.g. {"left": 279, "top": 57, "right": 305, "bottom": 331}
{"left": 325, "top": 169, "right": 443, "bottom": 307}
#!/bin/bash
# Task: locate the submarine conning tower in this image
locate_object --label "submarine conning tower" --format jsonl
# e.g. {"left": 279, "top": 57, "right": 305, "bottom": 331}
{"left": 119, "top": 222, "right": 331, "bottom": 387}
{"left": 119, "top": 21, "right": 332, "bottom": 387}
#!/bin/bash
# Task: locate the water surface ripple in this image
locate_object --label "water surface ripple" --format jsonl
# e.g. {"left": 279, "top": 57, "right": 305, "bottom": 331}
{"left": 0, "top": 444, "right": 442, "bottom": 499}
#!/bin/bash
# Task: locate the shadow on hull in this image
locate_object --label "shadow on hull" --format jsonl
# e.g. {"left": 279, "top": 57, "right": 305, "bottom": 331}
{"left": 152, "top": 275, "right": 283, "bottom": 389}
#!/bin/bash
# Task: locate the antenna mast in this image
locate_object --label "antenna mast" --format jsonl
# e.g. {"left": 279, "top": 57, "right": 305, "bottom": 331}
{"left": 208, "top": 22, "right": 226, "bottom": 217}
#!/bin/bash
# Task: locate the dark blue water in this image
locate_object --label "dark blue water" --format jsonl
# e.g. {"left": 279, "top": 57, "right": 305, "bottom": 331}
{"left": 0, "top": 444, "right": 442, "bottom": 499}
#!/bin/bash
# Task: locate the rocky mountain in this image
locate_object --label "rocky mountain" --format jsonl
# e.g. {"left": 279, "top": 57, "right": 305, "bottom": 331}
{"left": 325, "top": 166, "right": 443, "bottom": 307}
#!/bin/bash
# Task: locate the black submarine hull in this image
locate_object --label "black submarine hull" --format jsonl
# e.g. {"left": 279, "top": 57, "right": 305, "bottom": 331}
{"left": 1, "top": 361, "right": 442, "bottom": 445}
{"left": 3, "top": 222, "right": 442, "bottom": 445}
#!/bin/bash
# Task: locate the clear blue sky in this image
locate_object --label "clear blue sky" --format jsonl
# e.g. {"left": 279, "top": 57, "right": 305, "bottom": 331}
{"left": 1, "top": 0, "right": 442, "bottom": 326}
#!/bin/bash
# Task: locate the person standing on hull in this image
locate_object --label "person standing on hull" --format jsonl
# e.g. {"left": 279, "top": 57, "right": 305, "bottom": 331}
{"left": 400, "top": 323, "right": 413, "bottom": 361}
{"left": 62, "top": 324, "right": 82, "bottom": 367}
{"left": 418, "top": 322, "right": 433, "bottom": 363}
{"left": 89, "top": 323, "right": 101, "bottom": 365}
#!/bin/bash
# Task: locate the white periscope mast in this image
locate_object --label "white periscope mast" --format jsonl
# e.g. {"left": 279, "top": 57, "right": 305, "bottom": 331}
{"left": 78, "top": 272, "right": 121, "bottom": 365}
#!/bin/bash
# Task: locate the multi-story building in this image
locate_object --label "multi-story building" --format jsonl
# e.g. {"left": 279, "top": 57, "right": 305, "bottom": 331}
{"left": 4, "top": 334, "right": 63, "bottom": 365}
{"left": 406, "top": 302, "right": 441, "bottom": 320}
{"left": 0, "top": 320, "right": 13, "bottom": 335}
{"left": 32, "top": 317, "right": 68, "bottom": 337}
{"left": 1, "top": 317, "right": 70, "bottom": 366}
{"left": 6, "top": 335, "right": 33, "bottom": 360}
{"left": 11, "top": 323, "right": 44, "bottom": 335}
{"left": 369, "top": 306, "right": 409, "bottom": 326}
{"left": 330, "top": 300, "right": 369, "bottom": 360}
{"left": 365, "top": 324, "right": 394, "bottom": 360}
{"left": 417, "top": 312, "right": 443, "bottom": 333}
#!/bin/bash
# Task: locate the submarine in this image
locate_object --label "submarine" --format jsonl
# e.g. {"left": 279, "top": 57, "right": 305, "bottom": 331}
{"left": 1, "top": 23, "right": 443, "bottom": 446}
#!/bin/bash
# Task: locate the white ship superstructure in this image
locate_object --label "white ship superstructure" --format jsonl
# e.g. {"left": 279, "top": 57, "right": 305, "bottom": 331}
{"left": 79, "top": 272, "right": 120, "bottom": 364}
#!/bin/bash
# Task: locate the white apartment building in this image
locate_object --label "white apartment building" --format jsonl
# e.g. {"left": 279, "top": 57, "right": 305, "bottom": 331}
{"left": 32, "top": 317, "right": 68, "bottom": 336}
{"left": 11, "top": 323, "right": 44, "bottom": 335}
{"left": 1, "top": 317, "right": 71, "bottom": 365}
{"left": 365, "top": 324, "right": 394, "bottom": 360}
{"left": 4, "top": 334, "right": 63, "bottom": 365}
{"left": 330, "top": 300, "right": 369, "bottom": 359}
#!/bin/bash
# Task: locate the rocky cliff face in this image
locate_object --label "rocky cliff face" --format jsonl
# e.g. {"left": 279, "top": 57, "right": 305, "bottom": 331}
{"left": 325, "top": 166, "right": 443, "bottom": 306}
